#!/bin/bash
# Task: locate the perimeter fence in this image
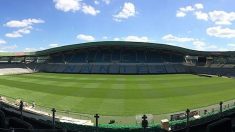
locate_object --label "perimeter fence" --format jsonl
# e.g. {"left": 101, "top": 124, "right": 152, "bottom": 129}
{"left": 1, "top": 93, "right": 235, "bottom": 131}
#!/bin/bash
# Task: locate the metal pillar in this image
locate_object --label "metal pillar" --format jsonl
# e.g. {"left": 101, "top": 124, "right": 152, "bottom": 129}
{"left": 19, "top": 101, "right": 23, "bottom": 120}
{"left": 220, "top": 101, "right": 223, "bottom": 116}
{"left": 52, "top": 108, "right": 56, "bottom": 129}
{"left": 186, "top": 109, "right": 190, "bottom": 132}
{"left": 94, "top": 114, "right": 100, "bottom": 132}
{"left": 142, "top": 114, "right": 148, "bottom": 131}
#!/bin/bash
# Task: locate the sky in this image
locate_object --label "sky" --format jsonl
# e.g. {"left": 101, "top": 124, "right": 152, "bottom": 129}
{"left": 0, "top": 0, "right": 235, "bottom": 52}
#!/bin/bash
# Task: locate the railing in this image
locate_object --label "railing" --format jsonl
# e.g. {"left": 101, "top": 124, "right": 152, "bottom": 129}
{"left": 1, "top": 93, "right": 235, "bottom": 130}
{"left": 0, "top": 94, "right": 93, "bottom": 125}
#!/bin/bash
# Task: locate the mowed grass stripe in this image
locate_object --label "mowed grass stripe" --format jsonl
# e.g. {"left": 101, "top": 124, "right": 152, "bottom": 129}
{"left": 1, "top": 73, "right": 235, "bottom": 115}
{"left": 0, "top": 74, "right": 234, "bottom": 100}
{"left": 0, "top": 77, "right": 142, "bottom": 99}
{"left": 2, "top": 74, "right": 231, "bottom": 90}
{"left": 10, "top": 73, "right": 201, "bottom": 84}
{"left": 22, "top": 73, "right": 200, "bottom": 81}
{"left": 0, "top": 77, "right": 97, "bottom": 98}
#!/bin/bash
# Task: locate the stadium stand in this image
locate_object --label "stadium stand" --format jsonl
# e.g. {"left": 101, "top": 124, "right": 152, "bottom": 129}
{"left": 206, "top": 118, "right": 232, "bottom": 132}
{"left": 0, "top": 64, "right": 35, "bottom": 75}
{"left": 164, "top": 64, "right": 176, "bottom": 73}
{"left": 8, "top": 117, "right": 34, "bottom": 130}
{"left": 1, "top": 42, "right": 234, "bottom": 76}
{"left": 1, "top": 41, "right": 235, "bottom": 131}
{"left": 109, "top": 64, "right": 120, "bottom": 74}
{"left": 0, "top": 110, "right": 6, "bottom": 128}
{"left": 137, "top": 63, "right": 149, "bottom": 74}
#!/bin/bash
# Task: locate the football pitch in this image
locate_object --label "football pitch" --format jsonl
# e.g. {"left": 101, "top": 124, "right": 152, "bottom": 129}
{"left": 0, "top": 73, "right": 235, "bottom": 116}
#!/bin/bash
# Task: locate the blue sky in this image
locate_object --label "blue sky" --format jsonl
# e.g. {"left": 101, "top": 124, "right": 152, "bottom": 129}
{"left": 0, "top": 0, "right": 235, "bottom": 52}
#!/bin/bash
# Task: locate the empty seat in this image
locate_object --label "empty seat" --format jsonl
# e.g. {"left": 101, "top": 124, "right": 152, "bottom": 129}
{"left": 0, "top": 110, "right": 6, "bottom": 128}
{"left": 109, "top": 64, "right": 119, "bottom": 74}
{"left": 207, "top": 118, "right": 232, "bottom": 132}
{"left": 7, "top": 117, "right": 33, "bottom": 130}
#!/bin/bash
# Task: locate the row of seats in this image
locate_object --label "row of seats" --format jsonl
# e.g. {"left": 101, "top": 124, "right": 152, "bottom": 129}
{"left": 37, "top": 63, "right": 187, "bottom": 74}
{"left": 49, "top": 51, "right": 184, "bottom": 63}
{"left": 36, "top": 63, "right": 235, "bottom": 76}
{"left": 189, "top": 66, "right": 235, "bottom": 77}
{"left": 0, "top": 110, "right": 33, "bottom": 131}
{"left": 0, "top": 63, "right": 234, "bottom": 77}
{"left": 0, "top": 109, "right": 67, "bottom": 132}
{"left": 173, "top": 118, "right": 234, "bottom": 132}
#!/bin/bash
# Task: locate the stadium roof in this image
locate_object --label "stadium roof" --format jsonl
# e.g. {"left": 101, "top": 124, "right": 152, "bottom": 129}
{"left": 0, "top": 41, "right": 235, "bottom": 57}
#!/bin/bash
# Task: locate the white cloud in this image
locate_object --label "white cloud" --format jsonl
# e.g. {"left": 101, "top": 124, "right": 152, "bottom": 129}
{"left": 4, "top": 18, "right": 44, "bottom": 28}
{"left": 53, "top": 0, "right": 81, "bottom": 12}
{"left": 218, "top": 48, "right": 230, "bottom": 51}
{"left": 24, "top": 48, "right": 37, "bottom": 52}
{"left": 0, "top": 39, "right": 7, "bottom": 44}
{"left": 176, "top": 11, "right": 186, "bottom": 17}
{"left": 162, "top": 34, "right": 231, "bottom": 51}
{"left": 4, "top": 19, "right": 43, "bottom": 38}
{"left": 207, "top": 26, "right": 235, "bottom": 38}
{"left": 124, "top": 36, "right": 149, "bottom": 42}
{"left": 209, "top": 10, "right": 235, "bottom": 25}
{"left": 5, "top": 26, "right": 33, "bottom": 38}
{"left": 24, "top": 45, "right": 58, "bottom": 52}
{"left": 162, "top": 34, "right": 194, "bottom": 42}
{"left": 94, "top": 0, "right": 99, "bottom": 5}
{"left": 112, "top": 36, "right": 150, "bottom": 42}
{"left": 5, "top": 32, "right": 22, "bottom": 38}
{"left": 113, "top": 2, "right": 136, "bottom": 22}
{"left": 102, "top": 0, "right": 111, "bottom": 4}
{"left": 176, "top": 3, "right": 206, "bottom": 19}
{"left": 77, "top": 34, "right": 95, "bottom": 41}
{"left": 113, "top": 37, "right": 120, "bottom": 41}
{"left": 17, "top": 26, "right": 32, "bottom": 34}
{"left": 227, "top": 44, "right": 235, "bottom": 50}
{"left": 194, "top": 3, "right": 203, "bottom": 10}
{"left": 176, "top": 5, "right": 235, "bottom": 25}
{"left": 102, "top": 36, "right": 108, "bottom": 39}
{"left": 82, "top": 4, "right": 100, "bottom": 16}
{"left": 24, "top": 47, "right": 47, "bottom": 52}
{"left": 194, "top": 11, "right": 208, "bottom": 21}
{"left": 0, "top": 45, "right": 17, "bottom": 52}
{"left": 192, "top": 40, "right": 206, "bottom": 50}
{"left": 176, "top": 3, "right": 203, "bottom": 17}
{"left": 94, "top": 0, "right": 111, "bottom": 5}
{"left": 0, "top": 45, "right": 17, "bottom": 51}
{"left": 207, "top": 45, "right": 218, "bottom": 50}
{"left": 228, "top": 43, "right": 235, "bottom": 47}
{"left": 39, "top": 47, "right": 45, "bottom": 50}
{"left": 49, "top": 43, "right": 60, "bottom": 48}
{"left": 179, "top": 6, "right": 194, "bottom": 12}
{"left": 54, "top": 0, "right": 100, "bottom": 16}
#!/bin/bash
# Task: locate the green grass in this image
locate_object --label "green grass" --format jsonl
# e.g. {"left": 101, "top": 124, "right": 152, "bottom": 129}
{"left": 0, "top": 73, "right": 235, "bottom": 116}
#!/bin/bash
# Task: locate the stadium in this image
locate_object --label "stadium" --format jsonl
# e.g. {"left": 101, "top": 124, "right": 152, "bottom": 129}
{"left": 1, "top": 41, "right": 235, "bottom": 131}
